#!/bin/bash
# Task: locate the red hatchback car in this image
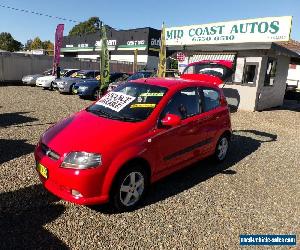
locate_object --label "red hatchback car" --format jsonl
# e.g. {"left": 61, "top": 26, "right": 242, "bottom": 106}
{"left": 35, "top": 77, "right": 232, "bottom": 211}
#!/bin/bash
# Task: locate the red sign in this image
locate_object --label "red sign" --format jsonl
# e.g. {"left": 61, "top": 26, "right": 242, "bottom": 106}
{"left": 176, "top": 52, "right": 186, "bottom": 62}
{"left": 52, "top": 24, "right": 64, "bottom": 75}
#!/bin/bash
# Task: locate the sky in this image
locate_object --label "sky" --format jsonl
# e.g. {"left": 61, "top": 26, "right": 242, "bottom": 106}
{"left": 0, "top": 0, "right": 299, "bottom": 44}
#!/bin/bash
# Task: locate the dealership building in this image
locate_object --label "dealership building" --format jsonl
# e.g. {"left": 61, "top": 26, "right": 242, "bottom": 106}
{"left": 61, "top": 17, "right": 299, "bottom": 111}
{"left": 61, "top": 27, "right": 161, "bottom": 70}
{"left": 166, "top": 16, "right": 300, "bottom": 111}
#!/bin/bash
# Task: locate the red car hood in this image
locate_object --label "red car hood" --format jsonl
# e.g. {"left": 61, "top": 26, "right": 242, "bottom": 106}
{"left": 180, "top": 73, "right": 223, "bottom": 85}
{"left": 42, "top": 110, "right": 148, "bottom": 155}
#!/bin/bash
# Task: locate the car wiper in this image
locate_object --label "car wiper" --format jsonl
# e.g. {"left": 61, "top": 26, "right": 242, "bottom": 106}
{"left": 113, "top": 115, "right": 142, "bottom": 122}
{"left": 87, "top": 109, "right": 114, "bottom": 119}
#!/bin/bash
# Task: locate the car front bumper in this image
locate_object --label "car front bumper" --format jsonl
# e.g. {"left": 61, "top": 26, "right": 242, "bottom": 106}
{"left": 36, "top": 81, "right": 51, "bottom": 87}
{"left": 34, "top": 144, "right": 109, "bottom": 205}
{"left": 22, "top": 79, "right": 36, "bottom": 85}
{"left": 77, "top": 88, "right": 95, "bottom": 97}
{"left": 58, "top": 84, "right": 71, "bottom": 93}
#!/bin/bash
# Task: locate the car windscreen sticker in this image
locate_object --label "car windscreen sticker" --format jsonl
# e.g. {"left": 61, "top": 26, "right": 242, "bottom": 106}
{"left": 96, "top": 92, "right": 136, "bottom": 112}
{"left": 139, "top": 93, "right": 164, "bottom": 97}
{"left": 130, "top": 103, "right": 156, "bottom": 108}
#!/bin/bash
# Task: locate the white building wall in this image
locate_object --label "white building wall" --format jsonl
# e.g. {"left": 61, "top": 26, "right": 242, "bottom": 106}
{"left": 256, "top": 55, "right": 290, "bottom": 110}
{"left": 287, "top": 64, "right": 300, "bottom": 88}
{"left": 223, "top": 56, "right": 263, "bottom": 111}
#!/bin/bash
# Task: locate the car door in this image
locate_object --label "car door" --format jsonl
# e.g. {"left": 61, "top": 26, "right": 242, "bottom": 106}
{"left": 198, "top": 87, "right": 225, "bottom": 154}
{"left": 153, "top": 87, "right": 205, "bottom": 172}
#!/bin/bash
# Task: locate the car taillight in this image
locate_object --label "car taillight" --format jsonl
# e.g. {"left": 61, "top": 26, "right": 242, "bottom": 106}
{"left": 220, "top": 96, "right": 228, "bottom": 106}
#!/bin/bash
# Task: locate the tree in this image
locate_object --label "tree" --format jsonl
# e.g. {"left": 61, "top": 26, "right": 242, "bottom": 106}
{"left": 0, "top": 32, "right": 23, "bottom": 52}
{"left": 42, "top": 40, "right": 54, "bottom": 55}
{"left": 30, "top": 37, "right": 43, "bottom": 50}
{"left": 69, "top": 17, "right": 102, "bottom": 36}
{"left": 24, "top": 39, "right": 33, "bottom": 50}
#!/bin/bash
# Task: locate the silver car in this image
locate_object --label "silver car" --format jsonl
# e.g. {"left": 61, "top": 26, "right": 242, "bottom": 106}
{"left": 55, "top": 70, "right": 100, "bottom": 93}
{"left": 22, "top": 69, "right": 52, "bottom": 86}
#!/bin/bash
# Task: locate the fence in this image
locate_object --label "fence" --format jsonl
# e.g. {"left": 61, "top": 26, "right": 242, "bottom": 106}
{"left": 0, "top": 52, "right": 145, "bottom": 83}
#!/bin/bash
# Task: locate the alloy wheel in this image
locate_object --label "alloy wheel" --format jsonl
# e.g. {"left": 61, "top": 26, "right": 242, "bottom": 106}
{"left": 217, "top": 137, "right": 229, "bottom": 161}
{"left": 119, "top": 172, "right": 144, "bottom": 207}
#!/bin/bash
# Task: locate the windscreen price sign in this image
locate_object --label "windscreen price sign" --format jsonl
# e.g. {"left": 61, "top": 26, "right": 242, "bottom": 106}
{"left": 96, "top": 92, "right": 135, "bottom": 112}
{"left": 166, "top": 16, "right": 292, "bottom": 45}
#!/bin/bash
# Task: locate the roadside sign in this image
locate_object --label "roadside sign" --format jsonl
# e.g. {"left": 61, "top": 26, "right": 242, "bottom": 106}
{"left": 176, "top": 52, "right": 186, "bottom": 62}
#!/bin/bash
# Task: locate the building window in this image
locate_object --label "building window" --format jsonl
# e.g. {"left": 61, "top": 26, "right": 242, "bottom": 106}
{"left": 264, "top": 58, "right": 277, "bottom": 86}
{"left": 243, "top": 64, "right": 257, "bottom": 84}
{"left": 233, "top": 58, "right": 258, "bottom": 86}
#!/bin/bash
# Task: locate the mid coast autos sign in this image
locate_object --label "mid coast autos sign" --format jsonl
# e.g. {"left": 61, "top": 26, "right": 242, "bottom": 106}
{"left": 166, "top": 16, "right": 292, "bottom": 46}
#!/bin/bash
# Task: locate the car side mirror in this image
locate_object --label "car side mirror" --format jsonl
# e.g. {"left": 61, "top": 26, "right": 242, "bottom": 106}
{"left": 161, "top": 114, "right": 181, "bottom": 127}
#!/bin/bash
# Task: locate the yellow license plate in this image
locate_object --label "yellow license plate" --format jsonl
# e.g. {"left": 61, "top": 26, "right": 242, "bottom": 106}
{"left": 37, "top": 163, "right": 48, "bottom": 179}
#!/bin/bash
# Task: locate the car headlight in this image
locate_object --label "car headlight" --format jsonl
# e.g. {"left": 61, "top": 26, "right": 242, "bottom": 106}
{"left": 61, "top": 152, "right": 101, "bottom": 169}
{"left": 78, "top": 86, "right": 88, "bottom": 91}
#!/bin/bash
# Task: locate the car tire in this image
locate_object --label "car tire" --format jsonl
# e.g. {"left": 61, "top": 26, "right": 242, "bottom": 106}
{"left": 110, "top": 164, "right": 149, "bottom": 212}
{"left": 69, "top": 84, "right": 75, "bottom": 94}
{"left": 94, "top": 89, "right": 100, "bottom": 100}
{"left": 49, "top": 82, "right": 54, "bottom": 91}
{"left": 213, "top": 134, "right": 230, "bottom": 162}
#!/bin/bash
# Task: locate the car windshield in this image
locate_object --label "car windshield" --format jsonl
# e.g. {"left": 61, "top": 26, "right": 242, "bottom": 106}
{"left": 110, "top": 73, "right": 130, "bottom": 83}
{"left": 73, "top": 71, "right": 95, "bottom": 79}
{"left": 63, "top": 70, "right": 78, "bottom": 77}
{"left": 182, "top": 63, "right": 232, "bottom": 80}
{"left": 43, "top": 69, "right": 52, "bottom": 76}
{"left": 127, "top": 72, "right": 153, "bottom": 81}
{"left": 86, "top": 82, "right": 167, "bottom": 122}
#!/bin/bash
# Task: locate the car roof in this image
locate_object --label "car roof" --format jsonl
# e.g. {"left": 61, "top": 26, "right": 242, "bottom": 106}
{"left": 132, "top": 77, "right": 220, "bottom": 89}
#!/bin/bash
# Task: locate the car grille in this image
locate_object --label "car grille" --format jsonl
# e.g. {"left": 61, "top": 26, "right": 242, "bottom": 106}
{"left": 41, "top": 143, "right": 60, "bottom": 161}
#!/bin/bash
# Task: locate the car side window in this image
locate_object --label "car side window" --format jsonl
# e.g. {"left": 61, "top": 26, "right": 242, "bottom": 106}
{"left": 161, "top": 87, "right": 201, "bottom": 119}
{"left": 202, "top": 88, "right": 220, "bottom": 112}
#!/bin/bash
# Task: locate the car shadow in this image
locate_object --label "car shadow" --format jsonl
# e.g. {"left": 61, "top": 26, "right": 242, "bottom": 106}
{"left": 143, "top": 129, "right": 277, "bottom": 207}
{"left": 0, "top": 184, "right": 68, "bottom": 249}
{"left": 94, "top": 129, "right": 277, "bottom": 214}
{"left": 0, "top": 139, "right": 35, "bottom": 165}
{"left": 263, "top": 99, "right": 300, "bottom": 112}
{"left": 0, "top": 112, "right": 38, "bottom": 127}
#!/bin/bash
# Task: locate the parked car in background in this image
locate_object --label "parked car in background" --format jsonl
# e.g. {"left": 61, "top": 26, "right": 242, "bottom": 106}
{"left": 180, "top": 60, "right": 233, "bottom": 84}
{"left": 107, "top": 71, "right": 154, "bottom": 91}
{"left": 56, "top": 70, "right": 100, "bottom": 94}
{"left": 22, "top": 69, "right": 52, "bottom": 86}
{"left": 51, "top": 69, "right": 80, "bottom": 89}
{"left": 35, "top": 77, "right": 232, "bottom": 212}
{"left": 36, "top": 69, "right": 80, "bottom": 90}
{"left": 73, "top": 72, "right": 131, "bottom": 100}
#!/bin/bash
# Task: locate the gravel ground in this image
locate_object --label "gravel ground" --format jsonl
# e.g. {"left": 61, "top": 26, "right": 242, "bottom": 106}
{"left": 0, "top": 85, "right": 299, "bottom": 249}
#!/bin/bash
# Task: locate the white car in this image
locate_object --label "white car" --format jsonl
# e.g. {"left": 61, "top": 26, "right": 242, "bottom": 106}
{"left": 22, "top": 69, "right": 52, "bottom": 86}
{"left": 36, "top": 69, "right": 79, "bottom": 89}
